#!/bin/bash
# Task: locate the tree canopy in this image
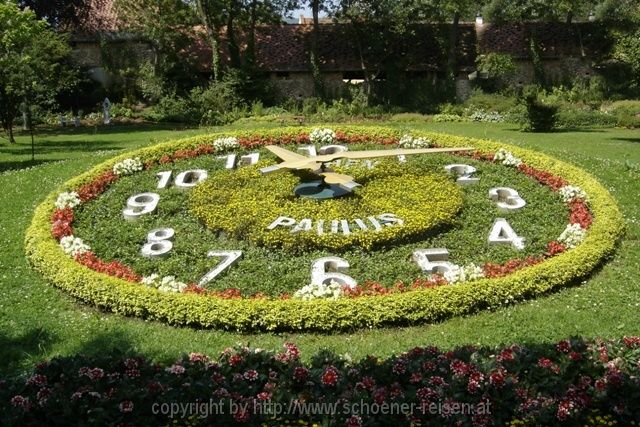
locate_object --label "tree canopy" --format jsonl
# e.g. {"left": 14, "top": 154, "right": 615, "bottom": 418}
{"left": 0, "top": 1, "right": 72, "bottom": 143}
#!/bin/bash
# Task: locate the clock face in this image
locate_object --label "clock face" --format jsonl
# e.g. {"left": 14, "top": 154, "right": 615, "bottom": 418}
{"left": 32, "top": 127, "right": 622, "bottom": 331}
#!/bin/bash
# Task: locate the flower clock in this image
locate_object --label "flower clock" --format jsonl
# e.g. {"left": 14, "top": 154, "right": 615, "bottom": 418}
{"left": 26, "top": 126, "right": 624, "bottom": 331}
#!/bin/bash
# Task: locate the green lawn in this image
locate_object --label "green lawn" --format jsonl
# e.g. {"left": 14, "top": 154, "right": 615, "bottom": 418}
{"left": 1, "top": 122, "right": 639, "bottom": 377}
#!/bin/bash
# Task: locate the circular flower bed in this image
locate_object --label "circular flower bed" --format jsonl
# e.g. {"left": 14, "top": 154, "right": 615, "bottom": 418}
{"left": 24, "top": 126, "right": 625, "bottom": 331}
{"left": 190, "top": 162, "right": 463, "bottom": 251}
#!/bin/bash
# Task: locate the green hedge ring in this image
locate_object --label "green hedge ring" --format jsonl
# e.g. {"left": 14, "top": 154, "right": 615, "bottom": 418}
{"left": 25, "top": 126, "right": 625, "bottom": 331}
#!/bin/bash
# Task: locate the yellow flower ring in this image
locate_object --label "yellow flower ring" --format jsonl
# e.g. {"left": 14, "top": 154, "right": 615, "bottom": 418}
{"left": 25, "top": 126, "right": 625, "bottom": 331}
{"left": 189, "top": 163, "right": 463, "bottom": 252}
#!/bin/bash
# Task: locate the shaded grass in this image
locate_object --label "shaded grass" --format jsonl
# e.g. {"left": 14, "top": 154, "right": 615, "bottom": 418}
{"left": 1, "top": 122, "right": 639, "bottom": 377}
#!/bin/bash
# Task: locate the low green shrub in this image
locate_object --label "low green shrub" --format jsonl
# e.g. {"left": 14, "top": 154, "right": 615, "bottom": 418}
{"left": 462, "top": 90, "right": 518, "bottom": 114}
{"left": 521, "top": 95, "right": 558, "bottom": 132}
{"left": 555, "top": 110, "right": 618, "bottom": 129}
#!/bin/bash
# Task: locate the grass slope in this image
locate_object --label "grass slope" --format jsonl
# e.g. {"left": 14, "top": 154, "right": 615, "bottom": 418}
{"left": 1, "top": 122, "right": 638, "bottom": 376}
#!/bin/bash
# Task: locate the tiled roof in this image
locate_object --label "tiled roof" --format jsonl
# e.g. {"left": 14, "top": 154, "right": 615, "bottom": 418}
{"left": 216, "top": 23, "right": 478, "bottom": 73}
{"left": 477, "top": 22, "right": 609, "bottom": 58}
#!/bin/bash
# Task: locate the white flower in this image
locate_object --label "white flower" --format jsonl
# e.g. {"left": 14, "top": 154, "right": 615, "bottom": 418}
{"left": 558, "top": 185, "right": 588, "bottom": 203}
{"left": 55, "top": 192, "right": 81, "bottom": 209}
{"left": 60, "top": 235, "right": 90, "bottom": 257}
{"left": 558, "top": 223, "right": 587, "bottom": 249}
{"left": 443, "top": 263, "right": 485, "bottom": 284}
{"left": 141, "top": 274, "right": 187, "bottom": 293}
{"left": 494, "top": 148, "right": 522, "bottom": 167}
{"left": 212, "top": 137, "right": 239, "bottom": 151}
{"left": 309, "top": 128, "right": 336, "bottom": 145}
{"left": 112, "top": 158, "right": 143, "bottom": 176}
{"left": 293, "top": 280, "right": 343, "bottom": 301}
{"left": 398, "top": 134, "right": 431, "bottom": 148}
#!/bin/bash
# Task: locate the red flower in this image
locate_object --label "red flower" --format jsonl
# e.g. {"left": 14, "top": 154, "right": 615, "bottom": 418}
{"left": 623, "top": 336, "right": 640, "bottom": 348}
{"left": 569, "top": 200, "right": 593, "bottom": 229}
{"left": 77, "top": 171, "right": 117, "bottom": 202}
{"left": 228, "top": 354, "right": 244, "bottom": 367}
{"left": 556, "top": 340, "right": 572, "bottom": 353}
{"left": 537, "top": 358, "right": 560, "bottom": 374}
{"left": 489, "top": 369, "right": 505, "bottom": 388}
{"left": 74, "top": 252, "right": 141, "bottom": 282}
{"left": 517, "top": 164, "right": 568, "bottom": 191}
{"left": 243, "top": 370, "right": 259, "bottom": 381}
{"left": 321, "top": 366, "right": 339, "bottom": 386}
{"left": 545, "top": 241, "right": 567, "bottom": 257}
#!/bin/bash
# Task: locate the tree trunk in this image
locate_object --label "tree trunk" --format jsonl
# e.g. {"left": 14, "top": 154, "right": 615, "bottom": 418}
{"left": 196, "top": 0, "right": 222, "bottom": 81}
{"left": 246, "top": 0, "right": 258, "bottom": 68}
{"left": 309, "top": 0, "right": 324, "bottom": 97}
{"left": 566, "top": 11, "right": 573, "bottom": 24}
{"left": 7, "top": 123, "right": 15, "bottom": 144}
{"left": 226, "top": 5, "right": 241, "bottom": 69}
{"left": 446, "top": 11, "right": 460, "bottom": 78}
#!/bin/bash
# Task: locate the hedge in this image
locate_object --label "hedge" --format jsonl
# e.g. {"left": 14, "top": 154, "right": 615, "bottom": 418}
{"left": 24, "top": 126, "right": 625, "bottom": 332}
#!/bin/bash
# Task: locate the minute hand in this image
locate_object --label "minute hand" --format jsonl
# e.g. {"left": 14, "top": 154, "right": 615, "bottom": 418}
{"left": 314, "top": 147, "right": 475, "bottom": 163}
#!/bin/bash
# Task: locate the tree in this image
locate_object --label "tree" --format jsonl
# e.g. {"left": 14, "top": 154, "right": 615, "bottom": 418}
{"left": 18, "top": 0, "right": 114, "bottom": 31}
{"left": 0, "top": 2, "right": 72, "bottom": 143}
{"left": 115, "top": 0, "right": 201, "bottom": 97}
{"left": 190, "top": 0, "right": 292, "bottom": 80}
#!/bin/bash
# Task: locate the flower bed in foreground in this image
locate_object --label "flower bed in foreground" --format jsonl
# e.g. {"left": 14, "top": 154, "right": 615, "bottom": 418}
{"left": 24, "top": 126, "right": 625, "bottom": 331}
{"left": 2, "top": 337, "right": 640, "bottom": 426}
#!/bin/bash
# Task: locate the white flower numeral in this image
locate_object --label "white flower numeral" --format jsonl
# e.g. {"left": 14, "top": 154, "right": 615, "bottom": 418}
{"left": 198, "top": 251, "right": 243, "bottom": 285}
{"left": 123, "top": 193, "right": 160, "bottom": 219}
{"left": 217, "top": 153, "right": 261, "bottom": 169}
{"left": 141, "top": 228, "right": 174, "bottom": 257}
{"left": 412, "top": 248, "right": 454, "bottom": 274}
{"left": 310, "top": 257, "right": 357, "bottom": 288}
{"left": 489, "top": 187, "right": 526, "bottom": 211}
{"left": 444, "top": 164, "right": 479, "bottom": 185}
{"left": 156, "top": 170, "right": 208, "bottom": 189}
{"left": 488, "top": 218, "right": 525, "bottom": 250}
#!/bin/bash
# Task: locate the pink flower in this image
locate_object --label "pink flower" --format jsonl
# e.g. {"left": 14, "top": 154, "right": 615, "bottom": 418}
{"left": 119, "top": 400, "right": 134, "bottom": 413}
{"left": 346, "top": 415, "right": 363, "bottom": 427}
{"left": 355, "top": 376, "right": 375, "bottom": 391}
{"left": 233, "top": 407, "right": 250, "bottom": 423}
{"left": 166, "top": 364, "right": 186, "bottom": 375}
{"left": 321, "top": 366, "right": 339, "bottom": 386}
{"left": 36, "top": 388, "right": 52, "bottom": 406}
{"left": 409, "top": 373, "right": 423, "bottom": 384}
{"left": 257, "top": 391, "right": 272, "bottom": 401}
{"left": 10, "top": 395, "right": 30, "bottom": 410}
{"left": 189, "top": 353, "right": 209, "bottom": 363}
{"left": 556, "top": 400, "right": 574, "bottom": 421}
{"left": 284, "top": 342, "right": 300, "bottom": 359}
{"left": 450, "top": 360, "right": 470, "bottom": 377}
{"left": 293, "top": 367, "right": 308, "bottom": 382}
{"left": 417, "top": 387, "right": 438, "bottom": 402}
{"left": 124, "top": 358, "right": 139, "bottom": 370}
{"left": 243, "top": 370, "right": 259, "bottom": 381}
{"left": 26, "top": 374, "right": 47, "bottom": 387}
